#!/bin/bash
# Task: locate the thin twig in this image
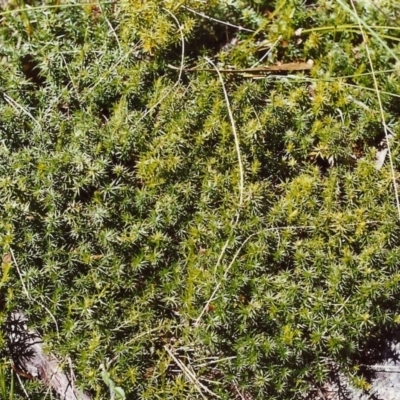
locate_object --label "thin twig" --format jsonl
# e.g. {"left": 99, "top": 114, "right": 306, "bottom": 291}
{"left": 371, "top": 1, "right": 399, "bottom": 25}
{"left": 96, "top": 1, "right": 122, "bottom": 53}
{"left": 164, "top": 345, "right": 219, "bottom": 399}
{"left": 233, "top": 381, "right": 246, "bottom": 400}
{"left": 194, "top": 356, "right": 236, "bottom": 368}
{"left": 16, "top": 373, "right": 30, "bottom": 399}
{"left": 167, "top": 63, "right": 313, "bottom": 73}
{"left": 204, "top": 57, "right": 245, "bottom": 238}
{"left": 3, "top": 94, "right": 41, "bottom": 129}
{"left": 250, "top": 35, "right": 282, "bottom": 68}
{"left": 181, "top": 6, "right": 255, "bottom": 33}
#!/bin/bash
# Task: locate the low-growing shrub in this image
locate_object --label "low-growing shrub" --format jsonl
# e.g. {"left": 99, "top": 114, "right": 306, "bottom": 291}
{"left": 1, "top": 0, "right": 400, "bottom": 398}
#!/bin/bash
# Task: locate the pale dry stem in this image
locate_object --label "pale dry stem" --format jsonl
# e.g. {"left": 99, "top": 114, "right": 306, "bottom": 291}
{"left": 164, "top": 345, "right": 220, "bottom": 399}
{"left": 349, "top": 0, "right": 400, "bottom": 221}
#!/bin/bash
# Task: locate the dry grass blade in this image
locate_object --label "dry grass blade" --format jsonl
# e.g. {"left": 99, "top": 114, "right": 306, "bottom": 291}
{"left": 181, "top": 5, "right": 255, "bottom": 33}
{"left": 164, "top": 345, "right": 220, "bottom": 399}
{"left": 348, "top": 0, "right": 400, "bottom": 220}
{"left": 3, "top": 94, "right": 41, "bottom": 129}
{"left": 193, "top": 57, "right": 245, "bottom": 208}
{"left": 168, "top": 61, "right": 313, "bottom": 73}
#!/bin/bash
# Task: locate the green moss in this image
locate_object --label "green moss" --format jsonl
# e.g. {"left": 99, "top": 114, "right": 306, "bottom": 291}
{"left": 0, "top": 0, "right": 400, "bottom": 398}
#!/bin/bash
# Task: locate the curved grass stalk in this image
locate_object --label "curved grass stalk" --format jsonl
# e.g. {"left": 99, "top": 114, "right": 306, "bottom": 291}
{"left": 204, "top": 57, "right": 244, "bottom": 216}
{"left": 347, "top": 0, "right": 400, "bottom": 220}
{"left": 337, "top": 0, "right": 400, "bottom": 65}
{"left": 181, "top": 5, "right": 255, "bottom": 33}
{"left": 301, "top": 24, "right": 400, "bottom": 33}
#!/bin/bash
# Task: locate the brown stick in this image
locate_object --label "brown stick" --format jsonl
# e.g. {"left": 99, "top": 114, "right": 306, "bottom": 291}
{"left": 167, "top": 61, "right": 313, "bottom": 74}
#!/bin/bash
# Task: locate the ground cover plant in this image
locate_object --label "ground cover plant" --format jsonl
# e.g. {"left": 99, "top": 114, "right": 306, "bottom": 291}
{"left": 1, "top": 0, "right": 400, "bottom": 398}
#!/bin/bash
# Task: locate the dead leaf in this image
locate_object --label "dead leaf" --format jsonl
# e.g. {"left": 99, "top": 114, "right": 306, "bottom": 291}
{"left": 266, "top": 60, "right": 313, "bottom": 71}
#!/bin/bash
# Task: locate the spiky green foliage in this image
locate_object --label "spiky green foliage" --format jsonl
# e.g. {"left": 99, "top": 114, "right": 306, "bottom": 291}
{"left": 1, "top": 0, "right": 400, "bottom": 398}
